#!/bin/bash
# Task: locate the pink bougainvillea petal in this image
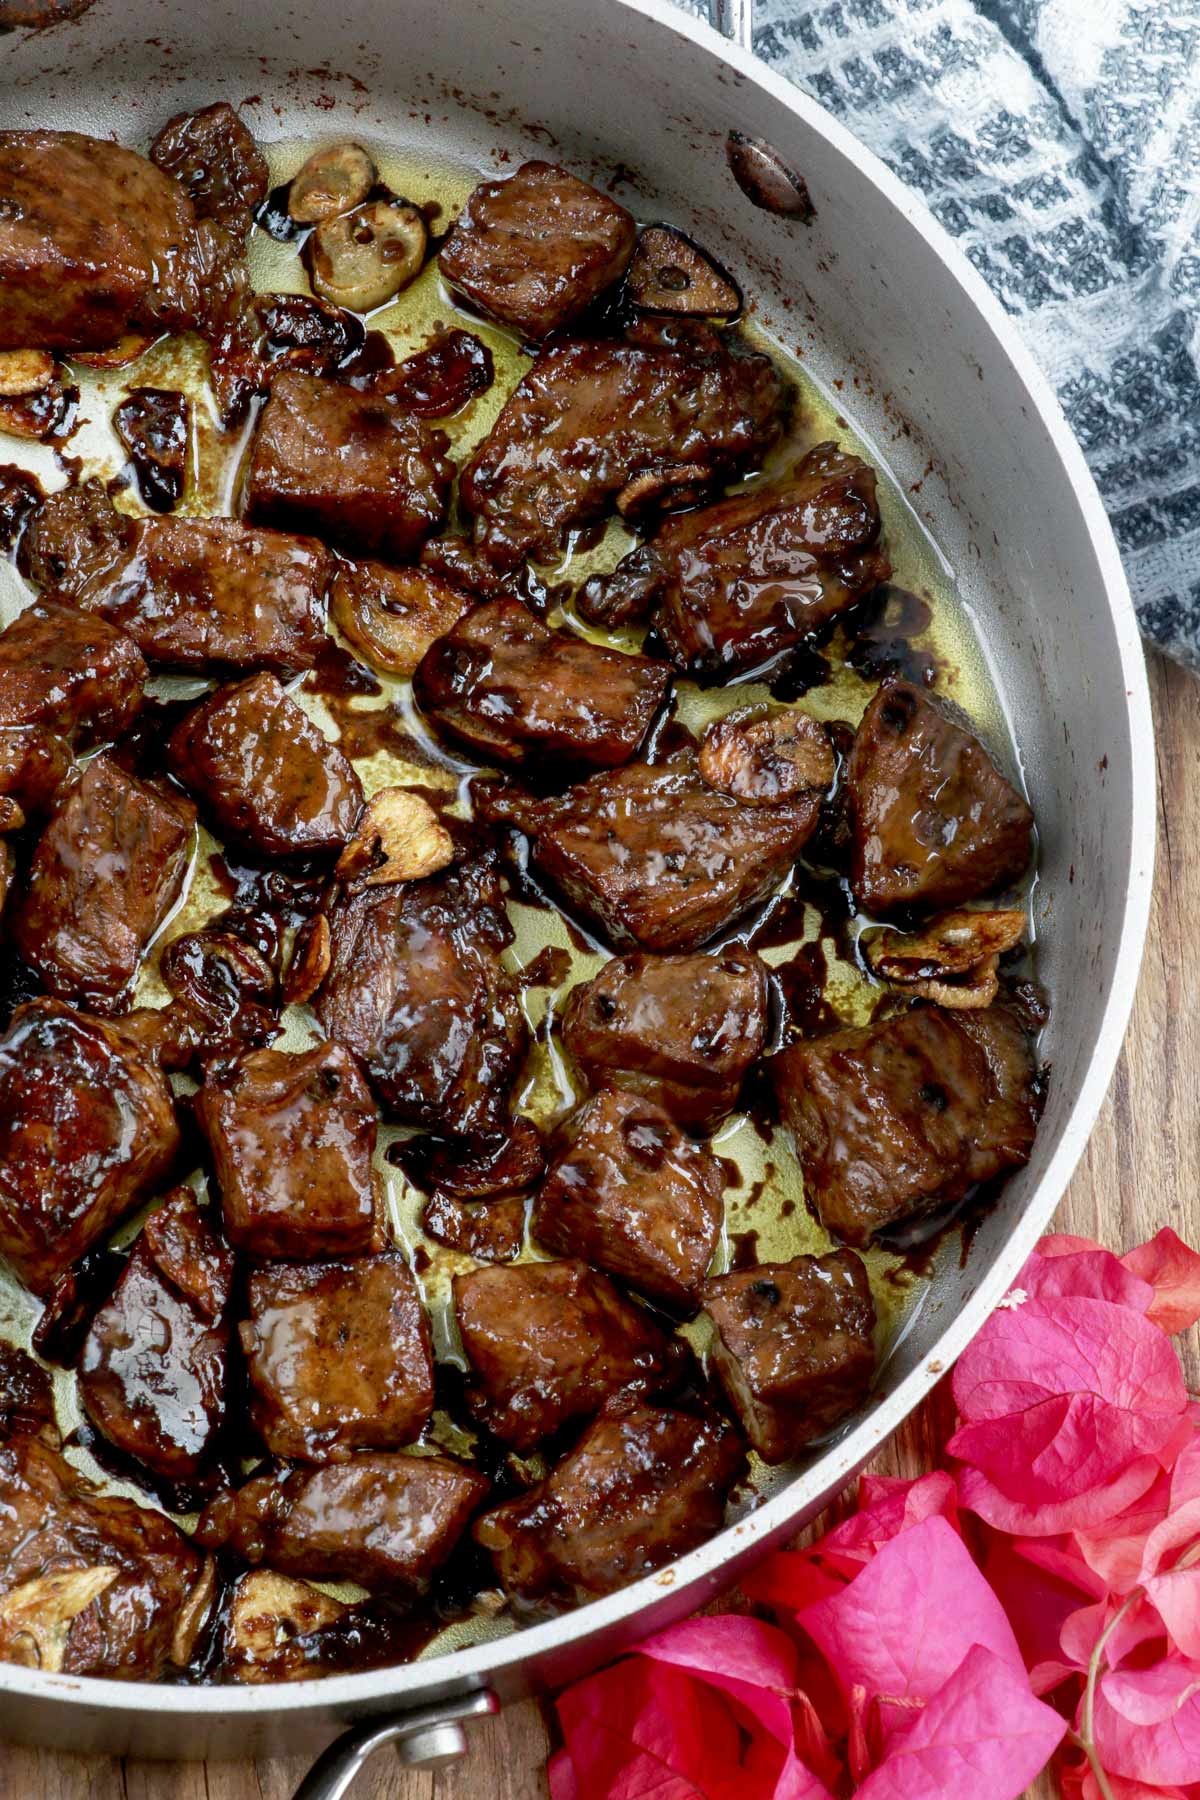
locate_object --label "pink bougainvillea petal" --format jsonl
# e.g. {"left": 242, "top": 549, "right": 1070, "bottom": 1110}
{"left": 799, "top": 1515, "right": 1023, "bottom": 1721}
{"left": 981, "top": 1533, "right": 1096, "bottom": 1680}
{"left": 741, "top": 1550, "right": 846, "bottom": 1616}
{"left": 956, "top": 1450, "right": 1164, "bottom": 1536}
{"left": 818, "top": 1472, "right": 959, "bottom": 1573}
{"left": 1019, "top": 1238, "right": 1155, "bottom": 1312}
{"left": 1122, "top": 1229, "right": 1200, "bottom": 1334}
{"left": 1059, "top": 1591, "right": 1166, "bottom": 1673}
{"left": 554, "top": 1655, "right": 746, "bottom": 1800}
{"left": 1092, "top": 1654, "right": 1200, "bottom": 1786}
{"left": 1145, "top": 1566, "right": 1200, "bottom": 1659}
{"left": 851, "top": 1644, "right": 1066, "bottom": 1800}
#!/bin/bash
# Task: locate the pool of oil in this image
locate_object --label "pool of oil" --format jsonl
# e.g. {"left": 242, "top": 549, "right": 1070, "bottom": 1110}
{"left": 0, "top": 136, "right": 1038, "bottom": 1665}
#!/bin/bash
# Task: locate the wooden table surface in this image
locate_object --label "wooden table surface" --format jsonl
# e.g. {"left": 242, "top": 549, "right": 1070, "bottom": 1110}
{"left": 11, "top": 651, "right": 1198, "bottom": 1800}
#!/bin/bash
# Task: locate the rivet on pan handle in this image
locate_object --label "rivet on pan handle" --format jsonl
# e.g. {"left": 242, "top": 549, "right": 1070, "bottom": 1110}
{"left": 291, "top": 1690, "right": 499, "bottom": 1800}
{"left": 708, "top": 0, "right": 754, "bottom": 52}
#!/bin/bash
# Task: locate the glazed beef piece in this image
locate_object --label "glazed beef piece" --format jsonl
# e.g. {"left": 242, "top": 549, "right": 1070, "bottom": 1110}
{"left": 0, "top": 1342, "right": 56, "bottom": 1443}
{"left": 414, "top": 597, "right": 670, "bottom": 771}
{"left": 149, "top": 103, "right": 269, "bottom": 235}
{"left": 773, "top": 1003, "right": 1041, "bottom": 1246}
{"left": 79, "top": 1189, "right": 235, "bottom": 1481}
{"left": 478, "top": 752, "right": 820, "bottom": 952}
{"left": 580, "top": 443, "right": 891, "bottom": 680}
{"left": 245, "top": 371, "right": 454, "bottom": 564}
{"left": 561, "top": 946, "right": 769, "bottom": 1130}
{"left": 474, "top": 1399, "right": 745, "bottom": 1602}
{"left": 0, "top": 129, "right": 242, "bottom": 351}
{"left": 0, "top": 600, "right": 146, "bottom": 745}
{"left": 315, "top": 857, "right": 528, "bottom": 1141}
{"left": 26, "top": 486, "right": 331, "bottom": 676}
{"left": 460, "top": 324, "right": 787, "bottom": 570}
{"left": 142, "top": 928, "right": 281, "bottom": 1074}
{"left": 197, "top": 1452, "right": 488, "bottom": 1591}
{"left": 533, "top": 1088, "right": 724, "bottom": 1311}
{"left": 240, "top": 1252, "right": 434, "bottom": 1462}
{"left": 168, "top": 674, "right": 362, "bottom": 858}
{"left": 846, "top": 681, "right": 1034, "bottom": 914}
{"left": 13, "top": 755, "right": 196, "bottom": 1010}
{"left": 0, "top": 1000, "right": 181, "bottom": 1296}
{"left": 454, "top": 1258, "right": 684, "bottom": 1452}
{"left": 439, "top": 160, "right": 636, "bottom": 342}
{"left": 700, "top": 1250, "right": 876, "bottom": 1462}
{"left": 196, "top": 1041, "right": 382, "bottom": 1259}
{"left": 0, "top": 1431, "right": 207, "bottom": 1679}
{"left": 423, "top": 1191, "right": 527, "bottom": 1264}
{"left": 0, "top": 723, "right": 72, "bottom": 819}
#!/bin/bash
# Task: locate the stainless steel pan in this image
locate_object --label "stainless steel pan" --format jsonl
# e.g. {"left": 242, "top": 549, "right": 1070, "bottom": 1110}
{"left": 0, "top": 0, "right": 1155, "bottom": 1792}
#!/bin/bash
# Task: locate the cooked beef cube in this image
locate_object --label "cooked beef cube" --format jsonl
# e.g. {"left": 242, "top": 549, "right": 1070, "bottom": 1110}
{"left": 478, "top": 752, "right": 820, "bottom": 952}
{"left": 398, "top": 1116, "right": 545, "bottom": 1199}
{"left": 378, "top": 327, "right": 494, "bottom": 417}
{"left": 414, "top": 597, "right": 670, "bottom": 771}
{"left": 701, "top": 1251, "right": 875, "bottom": 1462}
{"left": 0, "top": 722, "right": 71, "bottom": 818}
{"left": 420, "top": 534, "right": 559, "bottom": 615}
{"left": 0, "top": 600, "right": 146, "bottom": 744}
{"left": 454, "top": 1258, "right": 684, "bottom": 1452}
{"left": 460, "top": 326, "right": 786, "bottom": 569}
{"left": 0, "top": 1000, "right": 181, "bottom": 1296}
{"left": 196, "top": 1041, "right": 382, "bottom": 1259}
{"left": 25, "top": 486, "right": 331, "bottom": 675}
{"left": 422, "top": 1191, "right": 527, "bottom": 1263}
{"left": 168, "top": 674, "right": 362, "bottom": 858}
{"left": 439, "top": 161, "right": 636, "bottom": 342}
{"left": 149, "top": 103, "right": 269, "bottom": 234}
{"left": 561, "top": 946, "right": 769, "bottom": 1130}
{"left": 580, "top": 443, "right": 890, "bottom": 680}
{"left": 0, "top": 1343, "right": 56, "bottom": 1443}
{"left": 13, "top": 755, "right": 196, "bottom": 1010}
{"left": 0, "top": 129, "right": 243, "bottom": 351}
{"left": 245, "top": 371, "right": 453, "bottom": 563}
{"left": 113, "top": 387, "right": 190, "bottom": 513}
{"left": 240, "top": 1252, "right": 434, "bottom": 1462}
{"left": 474, "top": 1399, "right": 744, "bottom": 1601}
{"left": 773, "top": 1003, "right": 1041, "bottom": 1245}
{"left": 79, "top": 1189, "right": 234, "bottom": 1480}
{"left": 197, "top": 1452, "right": 488, "bottom": 1591}
{"left": 533, "top": 1088, "right": 723, "bottom": 1310}
{"left": 0, "top": 1431, "right": 207, "bottom": 1679}
{"left": 315, "top": 857, "right": 528, "bottom": 1140}
{"left": 846, "top": 681, "right": 1034, "bottom": 914}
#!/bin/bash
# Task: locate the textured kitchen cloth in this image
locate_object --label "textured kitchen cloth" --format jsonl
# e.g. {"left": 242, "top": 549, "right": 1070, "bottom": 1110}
{"left": 679, "top": 0, "right": 1200, "bottom": 671}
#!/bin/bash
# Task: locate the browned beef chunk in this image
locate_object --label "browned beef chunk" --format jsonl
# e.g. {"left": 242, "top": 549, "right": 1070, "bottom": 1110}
{"left": 561, "top": 946, "right": 769, "bottom": 1130}
{"left": 460, "top": 326, "right": 786, "bottom": 570}
{"left": 439, "top": 161, "right": 636, "bottom": 342}
{"left": 398, "top": 1116, "right": 545, "bottom": 1199}
{"left": 149, "top": 103, "right": 269, "bottom": 235}
{"left": 533, "top": 1089, "right": 723, "bottom": 1311}
{"left": 168, "top": 674, "right": 362, "bottom": 858}
{"left": 240, "top": 1252, "right": 434, "bottom": 1462}
{"left": 139, "top": 928, "right": 280, "bottom": 1073}
{"left": 0, "top": 1431, "right": 207, "bottom": 1679}
{"left": 478, "top": 752, "right": 820, "bottom": 952}
{"left": 579, "top": 443, "right": 890, "bottom": 682}
{"left": 846, "top": 681, "right": 1034, "bottom": 914}
{"left": 474, "top": 1398, "right": 744, "bottom": 1601}
{"left": 454, "top": 1258, "right": 684, "bottom": 1452}
{"left": 701, "top": 1250, "right": 875, "bottom": 1462}
{"left": 422, "top": 1191, "right": 527, "bottom": 1263}
{"left": 0, "top": 999, "right": 180, "bottom": 1297}
{"left": 0, "top": 600, "right": 146, "bottom": 745}
{"left": 0, "top": 723, "right": 71, "bottom": 819}
{"left": 197, "top": 1452, "right": 488, "bottom": 1591}
{"left": 79, "top": 1189, "right": 234, "bottom": 1480}
{"left": 414, "top": 597, "right": 670, "bottom": 771}
{"left": 315, "top": 857, "right": 527, "bottom": 1140}
{"left": 26, "top": 486, "right": 331, "bottom": 675}
{"left": 0, "top": 1343, "right": 56, "bottom": 1442}
{"left": 196, "top": 1041, "right": 382, "bottom": 1259}
{"left": 0, "top": 130, "right": 243, "bottom": 351}
{"left": 245, "top": 371, "right": 453, "bottom": 563}
{"left": 13, "top": 755, "right": 196, "bottom": 1010}
{"left": 773, "top": 1003, "right": 1041, "bottom": 1245}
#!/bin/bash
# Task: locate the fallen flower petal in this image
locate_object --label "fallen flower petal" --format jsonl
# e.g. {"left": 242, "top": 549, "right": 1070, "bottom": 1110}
{"left": 955, "top": 1453, "right": 1164, "bottom": 1536}
{"left": 1021, "top": 1237, "right": 1154, "bottom": 1312}
{"left": 553, "top": 1654, "right": 753, "bottom": 1800}
{"left": 818, "top": 1471, "right": 959, "bottom": 1574}
{"left": 1092, "top": 1654, "right": 1200, "bottom": 1786}
{"left": 852, "top": 1643, "right": 1066, "bottom": 1800}
{"left": 741, "top": 1550, "right": 847, "bottom": 1615}
{"left": 1122, "top": 1229, "right": 1200, "bottom": 1334}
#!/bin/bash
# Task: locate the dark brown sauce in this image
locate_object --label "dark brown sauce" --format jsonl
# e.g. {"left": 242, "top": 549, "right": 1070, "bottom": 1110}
{"left": 728, "top": 1228, "right": 760, "bottom": 1269}
{"left": 517, "top": 944, "right": 573, "bottom": 991}
{"left": 844, "top": 584, "right": 937, "bottom": 688}
{"left": 0, "top": 463, "right": 43, "bottom": 553}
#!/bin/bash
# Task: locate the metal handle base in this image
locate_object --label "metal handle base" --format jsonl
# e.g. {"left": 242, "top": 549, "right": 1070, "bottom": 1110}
{"left": 709, "top": 0, "right": 753, "bottom": 52}
{"left": 292, "top": 1691, "right": 499, "bottom": 1800}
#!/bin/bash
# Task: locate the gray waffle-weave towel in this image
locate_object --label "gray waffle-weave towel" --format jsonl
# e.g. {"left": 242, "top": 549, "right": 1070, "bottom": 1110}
{"left": 695, "top": 0, "right": 1200, "bottom": 670}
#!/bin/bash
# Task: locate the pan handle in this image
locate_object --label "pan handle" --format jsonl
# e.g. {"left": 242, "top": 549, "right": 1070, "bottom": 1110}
{"left": 708, "top": 0, "right": 754, "bottom": 52}
{"left": 290, "top": 1690, "right": 499, "bottom": 1800}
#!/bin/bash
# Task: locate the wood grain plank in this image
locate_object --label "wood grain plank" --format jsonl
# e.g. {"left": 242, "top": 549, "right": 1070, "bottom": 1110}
{"left": 9, "top": 652, "right": 1194, "bottom": 1800}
